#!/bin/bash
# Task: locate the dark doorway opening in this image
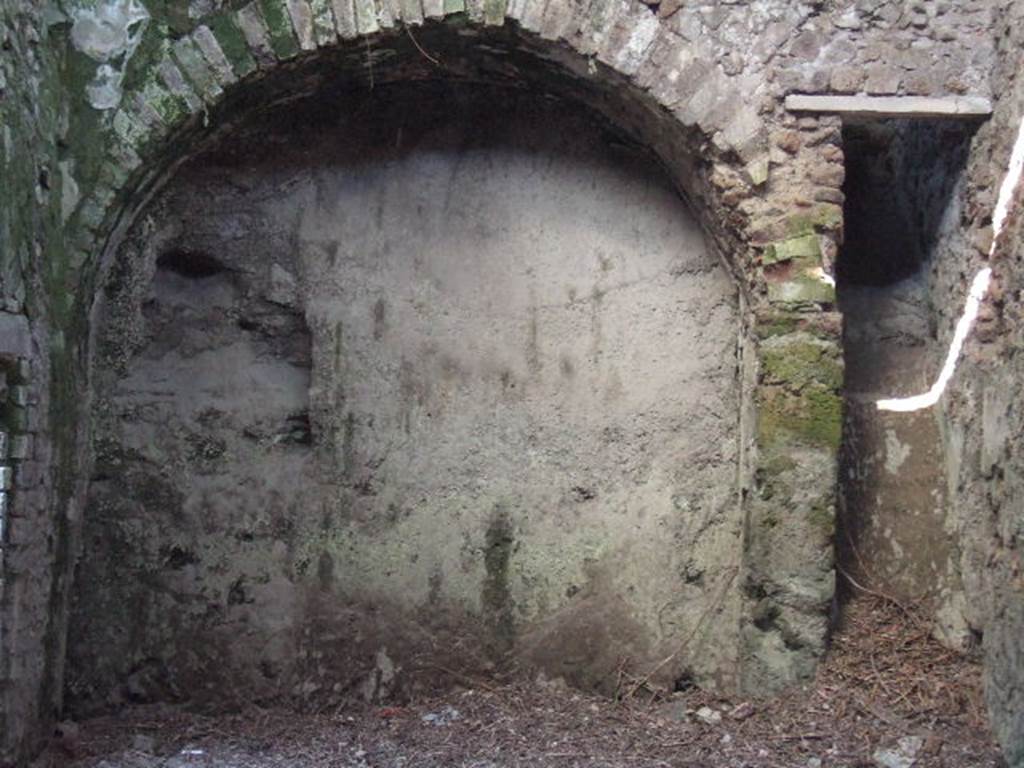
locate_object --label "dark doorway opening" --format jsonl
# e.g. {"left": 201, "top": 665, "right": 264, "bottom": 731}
{"left": 835, "top": 118, "right": 974, "bottom": 612}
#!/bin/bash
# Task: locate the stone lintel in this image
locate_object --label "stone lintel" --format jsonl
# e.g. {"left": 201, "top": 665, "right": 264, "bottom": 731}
{"left": 784, "top": 94, "right": 993, "bottom": 119}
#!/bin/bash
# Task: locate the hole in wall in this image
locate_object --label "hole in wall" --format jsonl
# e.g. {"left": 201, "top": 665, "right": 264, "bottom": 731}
{"left": 155, "top": 249, "right": 229, "bottom": 279}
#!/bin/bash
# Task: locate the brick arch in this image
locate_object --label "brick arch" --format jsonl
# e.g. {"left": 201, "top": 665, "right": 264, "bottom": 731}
{"left": 69, "top": 2, "right": 771, "bottom": 304}
{"left": 45, "top": 0, "right": 840, "bottom": 727}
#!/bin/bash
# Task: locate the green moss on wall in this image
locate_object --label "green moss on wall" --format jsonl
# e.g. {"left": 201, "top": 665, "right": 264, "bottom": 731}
{"left": 761, "top": 335, "right": 843, "bottom": 391}
{"left": 483, "top": 0, "right": 506, "bottom": 24}
{"left": 208, "top": 13, "right": 258, "bottom": 77}
{"left": 785, "top": 204, "right": 843, "bottom": 238}
{"left": 258, "top": 0, "right": 301, "bottom": 59}
{"left": 758, "top": 385, "right": 842, "bottom": 451}
{"left": 766, "top": 271, "right": 836, "bottom": 307}
{"left": 807, "top": 498, "right": 835, "bottom": 538}
{"left": 764, "top": 234, "right": 820, "bottom": 265}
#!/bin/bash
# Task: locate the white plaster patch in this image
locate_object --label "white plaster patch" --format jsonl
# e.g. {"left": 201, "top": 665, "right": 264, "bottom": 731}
{"left": 69, "top": 0, "right": 150, "bottom": 110}
{"left": 883, "top": 428, "right": 911, "bottom": 475}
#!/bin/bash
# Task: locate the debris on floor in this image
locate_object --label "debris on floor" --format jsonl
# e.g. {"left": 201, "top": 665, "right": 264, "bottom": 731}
{"left": 40, "top": 598, "right": 1005, "bottom": 768}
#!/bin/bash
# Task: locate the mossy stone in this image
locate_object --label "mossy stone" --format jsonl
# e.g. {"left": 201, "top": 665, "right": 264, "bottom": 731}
{"left": 765, "top": 234, "right": 820, "bottom": 265}
{"left": 758, "top": 385, "right": 843, "bottom": 451}
{"left": 761, "top": 334, "right": 843, "bottom": 391}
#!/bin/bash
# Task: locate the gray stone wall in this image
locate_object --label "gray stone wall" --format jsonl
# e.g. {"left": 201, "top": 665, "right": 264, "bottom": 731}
{"left": 3, "top": 0, "right": 1014, "bottom": 764}
{"left": 931, "top": 1, "right": 1024, "bottom": 762}
{"left": 0, "top": 0, "right": 84, "bottom": 763}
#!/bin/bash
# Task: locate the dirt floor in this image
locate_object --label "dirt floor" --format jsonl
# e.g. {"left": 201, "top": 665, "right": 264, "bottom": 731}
{"left": 41, "top": 597, "right": 1005, "bottom": 768}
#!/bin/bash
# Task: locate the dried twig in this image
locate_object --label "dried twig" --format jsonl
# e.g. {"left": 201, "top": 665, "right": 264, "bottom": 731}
{"left": 406, "top": 26, "right": 441, "bottom": 66}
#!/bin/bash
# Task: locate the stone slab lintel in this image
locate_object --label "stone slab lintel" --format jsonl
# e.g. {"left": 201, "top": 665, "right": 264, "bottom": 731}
{"left": 784, "top": 94, "right": 993, "bottom": 119}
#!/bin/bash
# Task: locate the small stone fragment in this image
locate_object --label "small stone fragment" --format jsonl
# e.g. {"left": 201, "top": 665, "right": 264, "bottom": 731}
{"left": 422, "top": 705, "right": 461, "bottom": 726}
{"left": 131, "top": 734, "right": 156, "bottom": 753}
{"left": 730, "top": 701, "right": 755, "bottom": 720}
{"left": 873, "top": 734, "right": 924, "bottom": 768}
{"left": 695, "top": 706, "right": 722, "bottom": 725}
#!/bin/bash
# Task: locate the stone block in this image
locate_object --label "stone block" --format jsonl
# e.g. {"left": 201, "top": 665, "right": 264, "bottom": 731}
{"left": 207, "top": 14, "right": 259, "bottom": 77}
{"left": 193, "top": 26, "right": 240, "bottom": 85}
{"left": 0, "top": 314, "right": 30, "bottom": 358}
{"left": 308, "top": 0, "right": 338, "bottom": 45}
{"left": 829, "top": 65, "right": 865, "bottom": 94}
{"left": 156, "top": 59, "right": 203, "bottom": 115}
{"left": 258, "top": 0, "right": 302, "bottom": 58}
{"left": 650, "top": 54, "right": 710, "bottom": 112}
{"left": 9, "top": 436, "right": 30, "bottom": 461}
{"left": 539, "top": 0, "right": 578, "bottom": 42}
{"left": 236, "top": 4, "right": 279, "bottom": 68}
{"left": 375, "top": 0, "right": 399, "bottom": 29}
{"left": 173, "top": 37, "right": 225, "bottom": 103}
{"left": 863, "top": 64, "right": 902, "bottom": 95}
{"left": 721, "top": 106, "right": 766, "bottom": 161}
{"left": 603, "top": 9, "right": 659, "bottom": 76}
{"left": 809, "top": 164, "right": 844, "bottom": 187}
{"left": 767, "top": 273, "right": 836, "bottom": 307}
{"left": 285, "top": 0, "right": 318, "bottom": 49}
{"left": 765, "top": 234, "right": 820, "bottom": 264}
{"left": 575, "top": 0, "right": 623, "bottom": 56}
{"left": 398, "top": 0, "right": 424, "bottom": 26}
{"left": 330, "top": 0, "right": 359, "bottom": 38}
{"left": 354, "top": 0, "right": 380, "bottom": 34}
{"left": 135, "top": 81, "right": 187, "bottom": 129}
{"left": 784, "top": 94, "right": 993, "bottom": 119}
{"left": 506, "top": 0, "right": 550, "bottom": 33}
{"left": 422, "top": 0, "right": 445, "bottom": 19}
{"left": 110, "top": 109, "right": 151, "bottom": 158}
{"left": 8, "top": 386, "right": 28, "bottom": 408}
{"left": 745, "top": 156, "right": 770, "bottom": 188}
{"left": 482, "top": 0, "right": 506, "bottom": 25}
{"left": 903, "top": 69, "right": 945, "bottom": 96}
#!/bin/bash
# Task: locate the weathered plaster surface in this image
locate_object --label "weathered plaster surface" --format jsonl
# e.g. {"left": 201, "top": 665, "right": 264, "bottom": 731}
{"left": 68, "top": 88, "right": 745, "bottom": 710}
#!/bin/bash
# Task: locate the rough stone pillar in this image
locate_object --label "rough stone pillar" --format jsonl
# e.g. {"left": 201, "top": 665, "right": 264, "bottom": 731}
{"left": 740, "top": 116, "right": 845, "bottom": 692}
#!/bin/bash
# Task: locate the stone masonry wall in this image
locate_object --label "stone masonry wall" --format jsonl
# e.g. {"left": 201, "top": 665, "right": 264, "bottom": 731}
{"left": 931, "top": 0, "right": 1024, "bottom": 762}
{"left": 0, "top": 0, "right": 1009, "bottom": 764}
{"left": 0, "top": 0, "right": 85, "bottom": 763}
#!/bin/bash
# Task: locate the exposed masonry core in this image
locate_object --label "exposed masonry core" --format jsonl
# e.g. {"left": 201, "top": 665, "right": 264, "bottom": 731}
{"left": 67, "top": 85, "right": 743, "bottom": 713}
